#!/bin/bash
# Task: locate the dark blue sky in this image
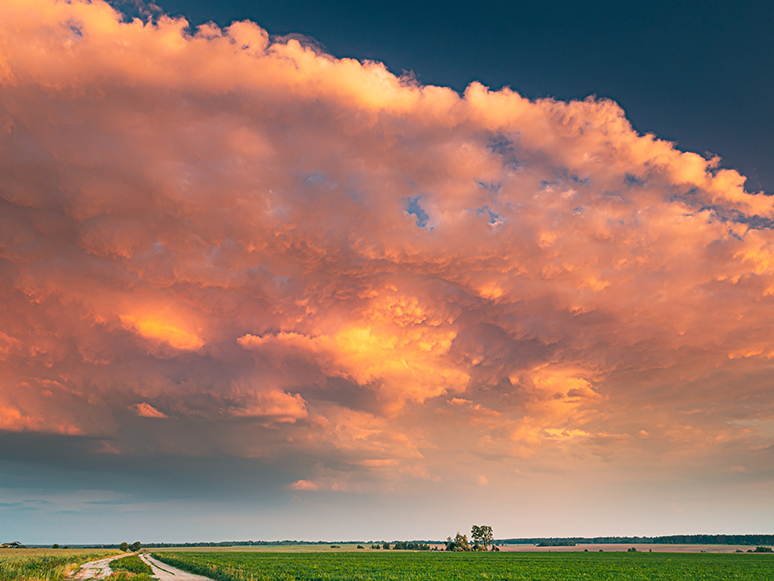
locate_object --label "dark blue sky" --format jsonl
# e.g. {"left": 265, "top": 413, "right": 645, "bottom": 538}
{"left": 147, "top": 0, "right": 774, "bottom": 193}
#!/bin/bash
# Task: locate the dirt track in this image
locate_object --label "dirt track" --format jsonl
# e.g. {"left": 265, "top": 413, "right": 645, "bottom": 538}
{"left": 73, "top": 554, "right": 214, "bottom": 581}
{"left": 140, "top": 554, "right": 215, "bottom": 581}
{"left": 73, "top": 555, "right": 123, "bottom": 580}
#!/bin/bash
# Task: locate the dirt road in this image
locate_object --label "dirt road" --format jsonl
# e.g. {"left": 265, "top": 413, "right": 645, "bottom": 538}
{"left": 140, "top": 554, "right": 215, "bottom": 581}
{"left": 73, "top": 555, "right": 123, "bottom": 580}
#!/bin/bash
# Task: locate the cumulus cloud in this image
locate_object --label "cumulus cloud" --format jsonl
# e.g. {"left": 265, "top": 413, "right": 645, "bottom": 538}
{"left": 2, "top": 0, "right": 774, "bottom": 494}
{"left": 289, "top": 479, "right": 318, "bottom": 491}
{"left": 230, "top": 388, "right": 308, "bottom": 422}
{"left": 130, "top": 402, "right": 168, "bottom": 418}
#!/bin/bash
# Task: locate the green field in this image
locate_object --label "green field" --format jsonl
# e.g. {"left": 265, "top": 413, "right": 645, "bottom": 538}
{"left": 154, "top": 550, "right": 774, "bottom": 581}
{"left": 0, "top": 548, "right": 118, "bottom": 581}
{"left": 111, "top": 554, "right": 154, "bottom": 575}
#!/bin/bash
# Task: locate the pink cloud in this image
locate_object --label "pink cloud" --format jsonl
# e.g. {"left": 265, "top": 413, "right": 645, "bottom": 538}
{"left": 231, "top": 389, "right": 308, "bottom": 423}
{"left": 289, "top": 479, "right": 318, "bottom": 491}
{"left": 1, "top": 0, "right": 774, "bottom": 495}
{"left": 130, "top": 402, "right": 168, "bottom": 418}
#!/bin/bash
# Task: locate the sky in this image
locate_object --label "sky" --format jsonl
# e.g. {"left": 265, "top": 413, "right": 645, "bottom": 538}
{"left": 1, "top": 0, "right": 773, "bottom": 544}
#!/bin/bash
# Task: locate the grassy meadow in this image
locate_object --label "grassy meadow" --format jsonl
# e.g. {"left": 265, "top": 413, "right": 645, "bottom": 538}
{"left": 0, "top": 548, "right": 118, "bottom": 581}
{"left": 154, "top": 550, "right": 774, "bottom": 581}
{"left": 110, "top": 554, "right": 155, "bottom": 580}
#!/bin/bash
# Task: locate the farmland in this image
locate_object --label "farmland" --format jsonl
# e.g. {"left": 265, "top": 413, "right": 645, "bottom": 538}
{"left": 0, "top": 548, "right": 118, "bottom": 581}
{"left": 111, "top": 554, "right": 154, "bottom": 575}
{"left": 154, "top": 550, "right": 774, "bottom": 581}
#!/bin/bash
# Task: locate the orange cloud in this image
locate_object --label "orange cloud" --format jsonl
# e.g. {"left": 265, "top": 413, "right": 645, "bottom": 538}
{"left": 130, "top": 402, "right": 168, "bottom": 418}
{"left": 289, "top": 479, "right": 318, "bottom": 491}
{"left": 121, "top": 316, "right": 204, "bottom": 351}
{"left": 231, "top": 389, "right": 308, "bottom": 423}
{"left": 1, "top": 0, "right": 774, "bottom": 495}
{"left": 238, "top": 326, "right": 467, "bottom": 409}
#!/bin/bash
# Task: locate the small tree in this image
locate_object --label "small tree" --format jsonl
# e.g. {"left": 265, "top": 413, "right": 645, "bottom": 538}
{"left": 119, "top": 542, "right": 129, "bottom": 552}
{"left": 382, "top": 542, "right": 390, "bottom": 550}
{"left": 471, "top": 525, "right": 493, "bottom": 551}
{"left": 129, "top": 541, "right": 142, "bottom": 552}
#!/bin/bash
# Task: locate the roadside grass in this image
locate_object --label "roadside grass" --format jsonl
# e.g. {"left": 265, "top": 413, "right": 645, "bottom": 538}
{"left": 108, "top": 573, "right": 155, "bottom": 581}
{"left": 154, "top": 550, "right": 774, "bottom": 581}
{"left": 110, "top": 555, "right": 153, "bottom": 575}
{"left": 0, "top": 548, "right": 118, "bottom": 581}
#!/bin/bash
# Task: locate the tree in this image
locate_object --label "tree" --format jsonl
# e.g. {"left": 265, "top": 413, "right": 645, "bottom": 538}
{"left": 382, "top": 542, "right": 390, "bottom": 550}
{"left": 119, "top": 542, "right": 129, "bottom": 552}
{"left": 130, "top": 541, "right": 142, "bottom": 552}
{"left": 446, "top": 533, "right": 471, "bottom": 551}
{"left": 471, "top": 525, "right": 494, "bottom": 551}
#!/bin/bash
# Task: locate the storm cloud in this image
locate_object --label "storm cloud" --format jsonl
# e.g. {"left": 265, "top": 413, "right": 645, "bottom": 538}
{"left": 1, "top": 0, "right": 774, "bottom": 540}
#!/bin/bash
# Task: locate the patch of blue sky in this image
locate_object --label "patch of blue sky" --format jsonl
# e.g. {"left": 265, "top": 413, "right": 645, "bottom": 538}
{"left": 569, "top": 174, "right": 589, "bottom": 186}
{"left": 63, "top": 18, "right": 83, "bottom": 40}
{"left": 487, "top": 134, "right": 522, "bottom": 171}
{"left": 477, "top": 180, "right": 502, "bottom": 195}
{"left": 624, "top": 173, "right": 646, "bottom": 187}
{"left": 541, "top": 170, "right": 590, "bottom": 189}
{"left": 474, "top": 205, "right": 503, "bottom": 226}
{"left": 404, "top": 196, "right": 429, "bottom": 228}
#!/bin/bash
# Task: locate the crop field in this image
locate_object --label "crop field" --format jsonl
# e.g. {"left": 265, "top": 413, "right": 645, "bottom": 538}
{"left": 154, "top": 550, "right": 774, "bottom": 581}
{"left": 111, "top": 554, "right": 153, "bottom": 575}
{"left": 0, "top": 548, "right": 117, "bottom": 581}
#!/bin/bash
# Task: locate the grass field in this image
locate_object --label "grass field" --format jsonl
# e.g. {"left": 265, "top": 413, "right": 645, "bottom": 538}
{"left": 150, "top": 543, "right": 757, "bottom": 554}
{"left": 154, "top": 544, "right": 378, "bottom": 553}
{"left": 0, "top": 548, "right": 118, "bottom": 581}
{"left": 111, "top": 554, "right": 153, "bottom": 575}
{"left": 154, "top": 550, "right": 774, "bottom": 581}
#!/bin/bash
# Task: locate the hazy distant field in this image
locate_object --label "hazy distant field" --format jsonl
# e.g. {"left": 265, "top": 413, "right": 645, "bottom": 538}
{"left": 154, "top": 550, "right": 774, "bottom": 580}
{"left": 0, "top": 548, "right": 117, "bottom": 581}
{"left": 154, "top": 543, "right": 763, "bottom": 554}
{"left": 498, "top": 544, "right": 760, "bottom": 554}
{"left": 156, "top": 544, "right": 378, "bottom": 553}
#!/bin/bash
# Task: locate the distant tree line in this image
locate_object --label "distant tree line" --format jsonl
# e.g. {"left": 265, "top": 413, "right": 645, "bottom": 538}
{"left": 49, "top": 532, "right": 774, "bottom": 551}
{"left": 131, "top": 540, "right": 345, "bottom": 548}
{"left": 498, "top": 535, "right": 774, "bottom": 546}
{"left": 370, "top": 541, "right": 431, "bottom": 550}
